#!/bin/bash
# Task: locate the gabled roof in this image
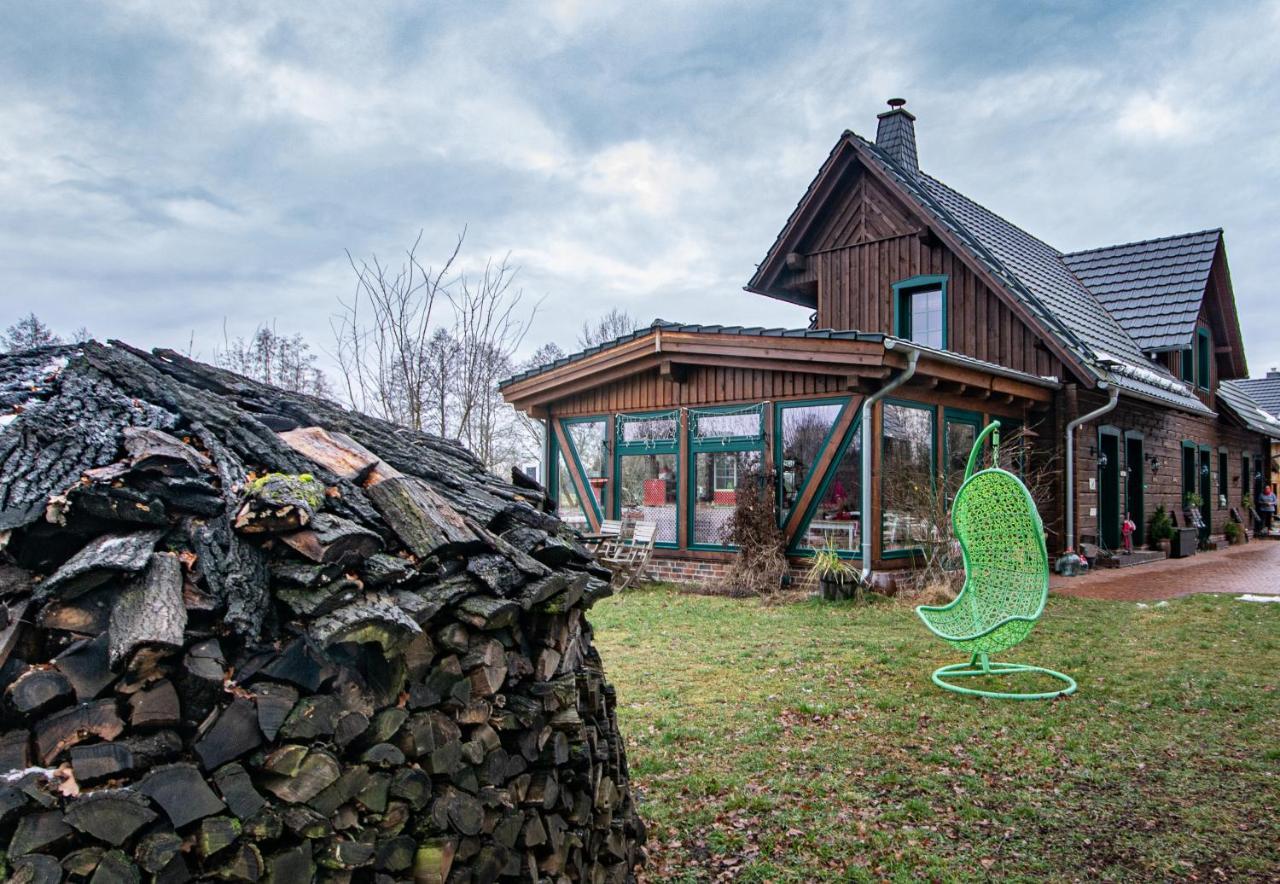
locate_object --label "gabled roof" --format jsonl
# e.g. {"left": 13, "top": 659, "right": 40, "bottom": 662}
{"left": 846, "top": 135, "right": 1213, "bottom": 415}
{"left": 1062, "top": 230, "right": 1221, "bottom": 352}
{"left": 1230, "top": 376, "right": 1280, "bottom": 418}
{"left": 1219, "top": 379, "right": 1280, "bottom": 438}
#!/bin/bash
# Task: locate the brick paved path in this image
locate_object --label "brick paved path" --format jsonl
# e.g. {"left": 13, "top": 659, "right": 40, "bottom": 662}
{"left": 1051, "top": 538, "right": 1280, "bottom": 601}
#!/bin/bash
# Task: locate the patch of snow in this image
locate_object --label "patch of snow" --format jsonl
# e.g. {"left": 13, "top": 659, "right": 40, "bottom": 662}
{"left": 1, "top": 766, "right": 59, "bottom": 782}
{"left": 1236, "top": 594, "right": 1280, "bottom": 603}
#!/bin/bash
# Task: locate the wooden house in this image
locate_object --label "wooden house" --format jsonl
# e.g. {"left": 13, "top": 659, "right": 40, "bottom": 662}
{"left": 500, "top": 99, "right": 1280, "bottom": 586}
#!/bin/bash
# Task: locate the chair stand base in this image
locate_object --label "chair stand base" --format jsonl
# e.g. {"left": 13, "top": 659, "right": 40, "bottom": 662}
{"left": 931, "top": 659, "right": 1077, "bottom": 700}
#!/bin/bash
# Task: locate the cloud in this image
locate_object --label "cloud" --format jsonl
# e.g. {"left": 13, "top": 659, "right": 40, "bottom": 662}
{"left": 0, "top": 0, "right": 1277, "bottom": 382}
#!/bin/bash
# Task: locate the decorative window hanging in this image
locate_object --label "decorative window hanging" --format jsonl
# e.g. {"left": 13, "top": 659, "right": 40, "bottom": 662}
{"left": 690, "top": 403, "right": 765, "bottom": 445}
{"left": 616, "top": 410, "right": 679, "bottom": 448}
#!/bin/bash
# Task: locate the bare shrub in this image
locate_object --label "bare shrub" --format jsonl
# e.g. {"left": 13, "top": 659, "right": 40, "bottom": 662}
{"left": 715, "top": 468, "right": 788, "bottom": 598}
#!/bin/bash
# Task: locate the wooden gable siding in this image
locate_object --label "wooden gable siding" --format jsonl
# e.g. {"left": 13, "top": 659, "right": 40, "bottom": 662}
{"left": 551, "top": 364, "right": 849, "bottom": 417}
{"left": 814, "top": 234, "right": 1065, "bottom": 379}
{"left": 806, "top": 166, "right": 918, "bottom": 252}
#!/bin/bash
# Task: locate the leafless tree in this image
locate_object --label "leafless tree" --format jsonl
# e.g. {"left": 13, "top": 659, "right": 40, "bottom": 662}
{"left": 577, "top": 308, "right": 641, "bottom": 349}
{"left": 333, "top": 230, "right": 458, "bottom": 430}
{"left": 332, "top": 230, "right": 542, "bottom": 474}
{"left": 2, "top": 313, "right": 64, "bottom": 351}
{"left": 215, "top": 322, "right": 332, "bottom": 398}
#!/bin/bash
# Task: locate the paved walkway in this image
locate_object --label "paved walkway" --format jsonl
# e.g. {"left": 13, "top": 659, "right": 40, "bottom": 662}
{"left": 1051, "top": 538, "right": 1280, "bottom": 601}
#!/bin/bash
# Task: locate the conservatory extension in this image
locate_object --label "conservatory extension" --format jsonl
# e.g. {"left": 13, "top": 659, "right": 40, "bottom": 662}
{"left": 499, "top": 323, "right": 1057, "bottom": 584}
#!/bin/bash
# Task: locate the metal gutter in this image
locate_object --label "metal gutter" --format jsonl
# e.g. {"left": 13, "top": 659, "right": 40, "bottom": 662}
{"left": 1064, "top": 385, "right": 1119, "bottom": 554}
{"left": 860, "top": 343, "right": 921, "bottom": 585}
{"left": 889, "top": 337, "right": 1062, "bottom": 389}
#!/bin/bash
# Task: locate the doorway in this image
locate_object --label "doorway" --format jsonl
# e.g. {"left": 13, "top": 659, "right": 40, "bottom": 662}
{"left": 1125, "top": 435, "right": 1144, "bottom": 546}
{"left": 1198, "top": 447, "right": 1212, "bottom": 540}
{"left": 1098, "top": 430, "right": 1121, "bottom": 550}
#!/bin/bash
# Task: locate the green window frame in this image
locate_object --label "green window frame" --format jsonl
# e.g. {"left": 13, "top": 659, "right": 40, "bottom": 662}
{"left": 1181, "top": 440, "right": 1198, "bottom": 503}
{"left": 1180, "top": 347, "right": 1195, "bottom": 383}
{"left": 559, "top": 416, "right": 606, "bottom": 525}
{"left": 1196, "top": 327, "right": 1212, "bottom": 390}
{"left": 1218, "top": 448, "right": 1228, "bottom": 509}
{"left": 786, "top": 405, "right": 864, "bottom": 558}
{"left": 613, "top": 410, "right": 681, "bottom": 549}
{"left": 881, "top": 398, "right": 938, "bottom": 559}
{"left": 892, "top": 274, "right": 948, "bottom": 350}
{"left": 942, "top": 408, "right": 983, "bottom": 496}
{"left": 774, "top": 396, "right": 852, "bottom": 528}
{"left": 687, "top": 404, "right": 766, "bottom": 551}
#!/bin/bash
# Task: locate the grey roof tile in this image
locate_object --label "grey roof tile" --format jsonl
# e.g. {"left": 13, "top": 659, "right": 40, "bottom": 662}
{"left": 1219, "top": 380, "right": 1280, "bottom": 437}
{"left": 1229, "top": 376, "right": 1280, "bottom": 418}
{"left": 848, "top": 134, "right": 1210, "bottom": 414}
{"left": 1062, "top": 229, "right": 1220, "bottom": 352}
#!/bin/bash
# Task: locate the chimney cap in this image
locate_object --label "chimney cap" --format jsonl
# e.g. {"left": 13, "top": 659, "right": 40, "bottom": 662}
{"left": 886, "top": 97, "right": 907, "bottom": 109}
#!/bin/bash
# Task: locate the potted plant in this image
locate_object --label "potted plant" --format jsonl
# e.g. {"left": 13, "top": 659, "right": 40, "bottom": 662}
{"left": 1148, "top": 505, "right": 1174, "bottom": 554}
{"left": 1223, "top": 520, "right": 1244, "bottom": 545}
{"left": 805, "top": 542, "right": 859, "bottom": 601}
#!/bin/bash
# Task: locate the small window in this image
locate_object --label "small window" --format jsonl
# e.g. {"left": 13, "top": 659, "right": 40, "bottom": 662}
{"left": 893, "top": 276, "right": 947, "bottom": 350}
{"left": 1196, "top": 328, "right": 1212, "bottom": 390}
{"left": 1181, "top": 348, "right": 1194, "bottom": 383}
{"left": 712, "top": 455, "right": 738, "bottom": 492}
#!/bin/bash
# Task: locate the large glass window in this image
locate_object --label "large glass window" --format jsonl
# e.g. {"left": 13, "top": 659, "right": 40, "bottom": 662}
{"left": 615, "top": 411, "right": 680, "bottom": 545}
{"left": 797, "top": 426, "right": 862, "bottom": 554}
{"left": 565, "top": 419, "right": 606, "bottom": 518}
{"left": 617, "top": 452, "right": 678, "bottom": 544}
{"left": 688, "top": 405, "right": 765, "bottom": 549}
{"left": 943, "top": 411, "right": 981, "bottom": 507}
{"left": 777, "top": 401, "right": 845, "bottom": 524}
{"left": 693, "top": 450, "right": 762, "bottom": 546}
{"left": 555, "top": 451, "right": 587, "bottom": 529}
{"left": 882, "top": 402, "right": 937, "bottom": 554}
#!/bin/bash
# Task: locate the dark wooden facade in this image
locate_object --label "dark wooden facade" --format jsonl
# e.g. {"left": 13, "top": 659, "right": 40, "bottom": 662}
{"left": 501, "top": 108, "right": 1274, "bottom": 583}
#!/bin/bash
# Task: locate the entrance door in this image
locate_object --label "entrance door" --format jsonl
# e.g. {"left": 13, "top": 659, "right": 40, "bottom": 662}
{"left": 1198, "top": 448, "right": 1212, "bottom": 540}
{"left": 1099, "top": 431, "right": 1121, "bottom": 550}
{"left": 1125, "top": 435, "right": 1144, "bottom": 546}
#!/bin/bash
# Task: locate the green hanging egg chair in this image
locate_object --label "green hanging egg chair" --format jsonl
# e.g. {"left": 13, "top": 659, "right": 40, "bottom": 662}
{"left": 916, "top": 421, "right": 1076, "bottom": 699}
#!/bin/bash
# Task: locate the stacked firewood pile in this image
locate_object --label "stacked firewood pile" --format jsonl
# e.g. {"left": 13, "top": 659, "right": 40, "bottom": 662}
{"left": 0, "top": 342, "right": 644, "bottom": 883}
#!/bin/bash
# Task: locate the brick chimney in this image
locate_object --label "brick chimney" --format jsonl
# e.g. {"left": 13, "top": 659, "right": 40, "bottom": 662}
{"left": 1268, "top": 368, "right": 1280, "bottom": 379}
{"left": 875, "top": 98, "right": 919, "bottom": 176}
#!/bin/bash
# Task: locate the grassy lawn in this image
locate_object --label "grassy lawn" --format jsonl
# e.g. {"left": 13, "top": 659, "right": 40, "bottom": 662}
{"left": 591, "top": 586, "right": 1280, "bottom": 882}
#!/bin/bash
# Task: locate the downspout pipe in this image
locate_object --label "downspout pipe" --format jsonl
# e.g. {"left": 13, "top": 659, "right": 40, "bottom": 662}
{"left": 860, "top": 343, "right": 921, "bottom": 585}
{"left": 1064, "top": 384, "right": 1119, "bottom": 553}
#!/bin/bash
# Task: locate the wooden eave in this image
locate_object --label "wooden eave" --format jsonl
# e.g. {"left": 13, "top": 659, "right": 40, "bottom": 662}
{"left": 500, "top": 328, "right": 1056, "bottom": 415}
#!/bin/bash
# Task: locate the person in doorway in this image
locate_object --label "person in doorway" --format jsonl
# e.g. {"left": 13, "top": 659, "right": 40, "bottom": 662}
{"left": 1259, "top": 485, "right": 1277, "bottom": 533}
{"left": 1121, "top": 513, "right": 1136, "bottom": 554}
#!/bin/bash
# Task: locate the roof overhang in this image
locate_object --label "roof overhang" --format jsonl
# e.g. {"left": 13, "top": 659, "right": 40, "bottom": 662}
{"left": 500, "top": 325, "right": 1059, "bottom": 416}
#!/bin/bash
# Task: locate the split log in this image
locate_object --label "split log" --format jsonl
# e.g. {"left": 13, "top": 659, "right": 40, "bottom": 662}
{"left": 64, "top": 791, "right": 157, "bottom": 846}
{"left": 33, "top": 699, "right": 125, "bottom": 764}
{"left": 280, "top": 514, "right": 382, "bottom": 565}
{"left": 234, "top": 472, "right": 325, "bottom": 534}
{"left": 277, "top": 427, "right": 381, "bottom": 484}
{"left": 108, "top": 552, "right": 186, "bottom": 670}
{"left": 54, "top": 633, "right": 116, "bottom": 701}
{"left": 194, "top": 697, "right": 263, "bottom": 770}
{"left": 69, "top": 742, "right": 134, "bottom": 785}
{"left": 138, "top": 763, "right": 226, "bottom": 828}
{"left": 122, "top": 426, "right": 213, "bottom": 477}
{"left": 7, "top": 667, "right": 74, "bottom": 716}
{"left": 310, "top": 595, "right": 422, "bottom": 651}
{"left": 35, "top": 530, "right": 165, "bottom": 600}
{"left": 365, "top": 475, "right": 480, "bottom": 559}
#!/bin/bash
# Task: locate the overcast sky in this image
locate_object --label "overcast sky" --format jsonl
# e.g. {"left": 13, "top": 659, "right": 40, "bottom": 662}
{"left": 2, "top": 0, "right": 1278, "bottom": 376}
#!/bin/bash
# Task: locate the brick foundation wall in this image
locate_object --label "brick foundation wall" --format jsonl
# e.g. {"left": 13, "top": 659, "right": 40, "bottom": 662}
{"left": 643, "top": 554, "right": 810, "bottom": 588}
